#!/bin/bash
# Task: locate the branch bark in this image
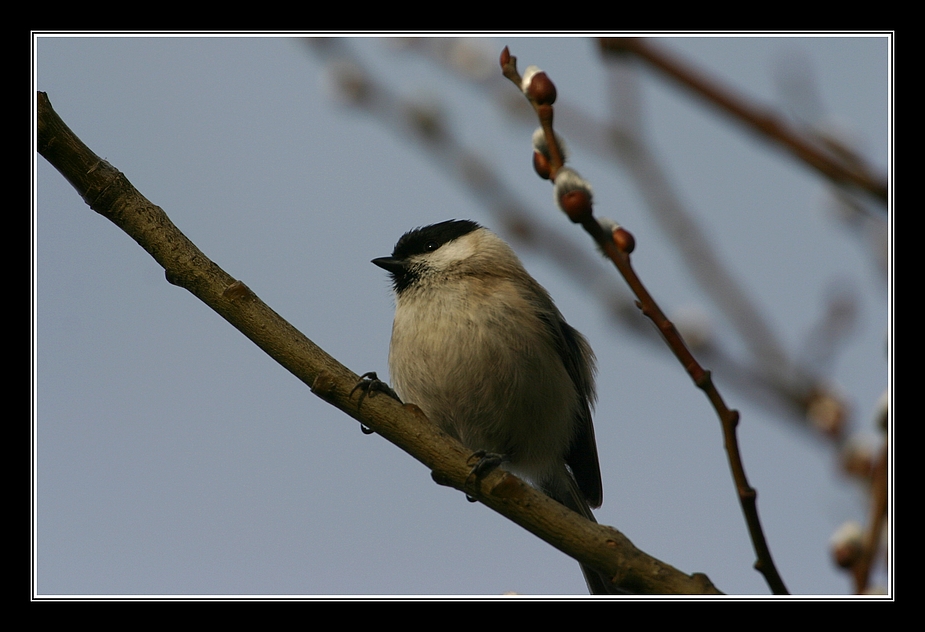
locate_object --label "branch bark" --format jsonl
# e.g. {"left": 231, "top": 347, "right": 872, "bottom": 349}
{"left": 37, "top": 91, "right": 722, "bottom": 596}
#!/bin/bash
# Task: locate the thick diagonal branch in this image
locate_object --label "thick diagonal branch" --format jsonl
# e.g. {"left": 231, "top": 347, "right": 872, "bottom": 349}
{"left": 37, "top": 91, "right": 721, "bottom": 596}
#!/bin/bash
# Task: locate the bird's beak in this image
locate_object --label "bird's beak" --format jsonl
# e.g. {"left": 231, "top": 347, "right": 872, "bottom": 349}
{"left": 372, "top": 257, "right": 406, "bottom": 275}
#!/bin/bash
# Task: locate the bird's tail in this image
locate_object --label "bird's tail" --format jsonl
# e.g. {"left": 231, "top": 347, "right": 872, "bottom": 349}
{"left": 543, "top": 470, "right": 625, "bottom": 595}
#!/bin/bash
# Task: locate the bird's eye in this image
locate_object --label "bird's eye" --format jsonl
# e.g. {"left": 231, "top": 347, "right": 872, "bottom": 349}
{"left": 424, "top": 240, "right": 439, "bottom": 252}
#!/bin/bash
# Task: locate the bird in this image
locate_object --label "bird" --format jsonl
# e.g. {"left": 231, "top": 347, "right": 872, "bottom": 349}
{"left": 369, "top": 219, "right": 615, "bottom": 594}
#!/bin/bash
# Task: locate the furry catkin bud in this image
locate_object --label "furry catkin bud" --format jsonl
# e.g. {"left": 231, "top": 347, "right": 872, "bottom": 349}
{"left": 560, "top": 190, "right": 592, "bottom": 222}
{"left": 596, "top": 218, "right": 636, "bottom": 255}
{"left": 613, "top": 227, "right": 635, "bottom": 254}
{"left": 807, "top": 389, "right": 847, "bottom": 438}
{"left": 829, "top": 521, "right": 864, "bottom": 568}
{"left": 521, "top": 66, "right": 557, "bottom": 105}
{"left": 554, "top": 168, "right": 594, "bottom": 223}
{"left": 532, "top": 127, "right": 568, "bottom": 164}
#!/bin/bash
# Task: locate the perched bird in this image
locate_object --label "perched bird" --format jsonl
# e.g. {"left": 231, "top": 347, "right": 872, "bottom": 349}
{"left": 371, "top": 219, "right": 614, "bottom": 594}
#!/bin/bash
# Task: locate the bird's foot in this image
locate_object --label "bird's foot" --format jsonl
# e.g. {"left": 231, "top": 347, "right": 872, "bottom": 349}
{"left": 466, "top": 450, "right": 510, "bottom": 483}
{"left": 351, "top": 372, "right": 402, "bottom": 434}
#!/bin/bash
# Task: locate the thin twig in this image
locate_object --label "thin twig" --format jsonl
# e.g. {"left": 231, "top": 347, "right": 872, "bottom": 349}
{"left": 397, "top": 38, "right": 849, "bottom": 433}
{"left": 501, "top": 47, "right": 789, "bottom": 595}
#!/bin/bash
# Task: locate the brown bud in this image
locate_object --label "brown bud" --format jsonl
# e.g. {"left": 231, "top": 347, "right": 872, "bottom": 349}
{"left": 527, "top": 71, "right": 557, "bottom": 105}
{"left": 832, "top": 539, "right": 862, "bottom": 568}
{"left": 807, "top": 390, "right": 847, "bottom": 438}
{"left": 830, "top": 522, "right": 864, "bottom": 569}
{"left": 613, "top": 227, "right": 636, "bottom": 254}
{"left": 560, "top": 189, "right": 593, "bottom": 223}
{"left": 500, "top": 46, "right": 511, "bottom": 68}
{"left": 533, "top": 151, "right": 551, "bottom": 180}
{"left": 840, "top": 437, "right": 875, "bottom": 479}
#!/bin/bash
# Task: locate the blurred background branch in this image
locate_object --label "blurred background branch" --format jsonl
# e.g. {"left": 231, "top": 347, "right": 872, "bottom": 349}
{"left": 599, "top": 38, "right": 888, "bottom": 206}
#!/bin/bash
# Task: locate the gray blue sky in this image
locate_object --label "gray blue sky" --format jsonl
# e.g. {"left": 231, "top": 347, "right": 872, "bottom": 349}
{"left": 35, "top": 34, "right": 890, "bottom": 597}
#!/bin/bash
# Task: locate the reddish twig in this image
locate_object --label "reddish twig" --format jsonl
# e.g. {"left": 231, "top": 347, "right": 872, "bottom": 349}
{"left": 501, "top": 46, "right": 789, "bottom": 595}
{"left": 405, "top": 40, "right": 849, "bottom": 434}
{"left": 599, "top": 38, "right": 888, "bottom": 206}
